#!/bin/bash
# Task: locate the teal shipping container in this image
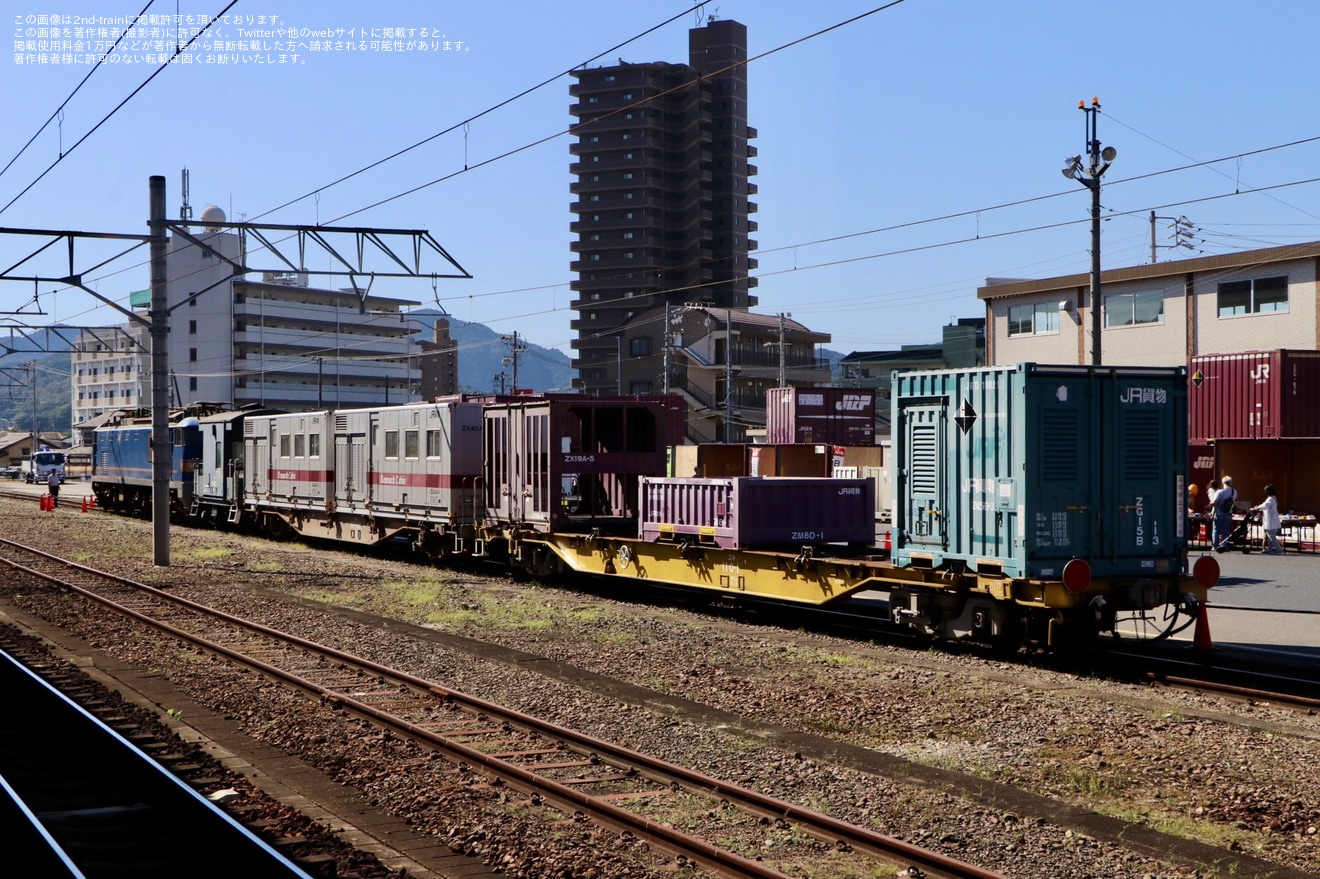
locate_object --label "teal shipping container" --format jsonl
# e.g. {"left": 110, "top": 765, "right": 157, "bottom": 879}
{"left": 891, "top": 363, "right": 1188, "bottom": 581}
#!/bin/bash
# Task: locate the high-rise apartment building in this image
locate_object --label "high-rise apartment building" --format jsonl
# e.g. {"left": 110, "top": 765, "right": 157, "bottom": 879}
{"left": 568, "top": 17, "right": 758, "bottom": 394}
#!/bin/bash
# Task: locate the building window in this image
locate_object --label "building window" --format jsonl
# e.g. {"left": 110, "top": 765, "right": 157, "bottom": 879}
{"left": 623, "top": 231, "right": 634, "bottom": 239}
{"left": 1217, "top": 276, "right": 1288, "bottom": 317}
{"left": 590, "top": 254, "right": 601, "bottom": 261}
{"left": 623, "top": 152, "right": 633, "bottom": 159}
{"left": 1007, "top": 302, "right": 1060, "bottom": 336}
{"left": 189, "top": 320, "right": 197, "bottom": 334}
{"left": 589, "top": 135, "right": 600, "bottom": 143}
{"left": 623, "top": 172, "right": 634, "bottom": 179}
{"left": 630, "top": 381, "right": 653, "bottom": 394}
{"left": 1105, "top": 290, "right": 1165, "bottom": 328}
{"left": 604, "top": 74, "right": 615, "bottom": 82}
{"left": 624, "top": 252, "right": 634, "bottom": 259}
{"left": 587, "top": 96, "right": 599, "bottom": 104}
{"left": 294, "top": 434, "right": 306, "bottom": 457}
{"left": 622, "top": 133, "right": 632, "bottom": 140}
{"left": 385, "top": 430, "right": 400, "bottom": 458}
{"left": 189, "top": 348, "right": 197, "bottom": 361}
{"left": 405, "top": 429, "right": 419, "bottom": 459}
{"left": 589, "top": 233, "right": 601, "bottom": 241}
{"left": 426, "top": 429, "right": 443, "bottom": 457}
{"left": 188, "top": 377, "right": 197, "bottom": 391}
{"left": 630, "top": 338, "right": 651, "bottom": 357}
{"left": 309, "top": 434, "right": 320, "bottom": 458}
{"left": 280, "top": 434, "right": 291, "bottom": 457}
{"left": 623, "top": 93, "right": 633, "bottom": 100}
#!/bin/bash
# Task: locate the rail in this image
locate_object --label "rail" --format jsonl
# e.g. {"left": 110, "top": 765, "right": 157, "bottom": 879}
{"left": 0, "top": 537, "right": 1004, "bottom": 879}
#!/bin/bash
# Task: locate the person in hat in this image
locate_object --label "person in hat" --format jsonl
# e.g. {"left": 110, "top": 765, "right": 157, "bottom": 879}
{"left": 1213, "top": 475, "right": 1237, "bottom": 552}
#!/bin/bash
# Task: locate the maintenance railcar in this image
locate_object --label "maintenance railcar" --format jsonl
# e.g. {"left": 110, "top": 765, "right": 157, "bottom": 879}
{"left": 193, "top": 406, "right": 283, "bottom": 526}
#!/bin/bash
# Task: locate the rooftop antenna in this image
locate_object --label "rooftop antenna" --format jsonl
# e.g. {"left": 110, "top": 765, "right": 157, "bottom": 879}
{"left": 180, "top": 167, "right": 192, "bottom": 224}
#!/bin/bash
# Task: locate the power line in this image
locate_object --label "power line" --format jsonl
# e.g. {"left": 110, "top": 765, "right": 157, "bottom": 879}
{"left": 251, "top": 2, "right": 714, "bottom": 223}
{"left": 321, "top": 1, "right": 911, "bottom": 226}
{"left": 0, "top": 0, "right": 240, "bottom": 217}
{"left": 0, "top": 0, "right": 156, "bottom": 185}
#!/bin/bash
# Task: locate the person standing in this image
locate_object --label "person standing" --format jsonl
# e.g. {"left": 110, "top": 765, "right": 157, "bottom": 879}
{"left": 46, "top": 469, "right": 60, "bottom": 508}
{"left": 1253, "top": 484, "right": 1283, "bottom": 555}
{"left": 1213, "top": 475, "right": 1236, "bottom": 552}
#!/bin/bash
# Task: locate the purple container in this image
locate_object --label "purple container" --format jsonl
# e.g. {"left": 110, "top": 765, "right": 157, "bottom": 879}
{"left": 765, "top": 387, "right": 876, "bottom": 446}
{"left": 639, "top": 476, "right": 875, "bottom": 549}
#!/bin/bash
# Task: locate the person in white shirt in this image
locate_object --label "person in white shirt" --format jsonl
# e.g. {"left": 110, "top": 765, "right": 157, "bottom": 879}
{"left": 1252, "top": 483, "right": 1283, "bottom": 555}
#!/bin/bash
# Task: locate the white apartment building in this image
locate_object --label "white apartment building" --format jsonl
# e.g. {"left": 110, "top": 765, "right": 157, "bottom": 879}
{"left": 71, "top": 205, "right": 423, "bottom": 423}
{"left": 978, "top": 241, "right": 1320, "bottom": 366}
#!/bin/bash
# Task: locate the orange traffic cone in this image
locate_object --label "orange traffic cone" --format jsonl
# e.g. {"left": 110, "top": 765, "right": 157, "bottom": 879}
{"left": 882, "top": 528, "right": 892, "bottom": 554}
{"left": 1192, "top": 601, "right": 1214, "bottom": 652}
{"left": 80, "top": 496, "right": 89, "bottom": 513}
{"left": 1197, "top": 522, "right": 1207, "bottom": 543}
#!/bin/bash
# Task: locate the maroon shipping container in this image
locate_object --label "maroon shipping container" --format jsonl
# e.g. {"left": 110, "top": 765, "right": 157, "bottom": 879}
{"left": 1188, "top": 350, "right": 1320, "bottom": 441}
{"left": 765, "top": 387, "right": 876, "bottom": 446}
{"left": 639, "top": 476, "right": 875, "bottom": 549}
{"left": 484, "top": 394, "right": 685, "bottom": 534}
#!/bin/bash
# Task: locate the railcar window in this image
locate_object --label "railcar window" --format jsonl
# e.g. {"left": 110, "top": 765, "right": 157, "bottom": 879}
{"left": 279, "top": 434, "right": 291, "bottom": 457}
{"left": 294, "top": 434, "right": 305, "bottom": 457}
{"left": 385, "top": 430, "right": 399, "bottom": 459}
{"left": 405, "top": 429, "right": 419, "bottom": 459}
{"left": 425, "top": 429, "right": 442, "bottom": 458}
{"left": 309, "top": 434, "right": 320, "bottom": 458}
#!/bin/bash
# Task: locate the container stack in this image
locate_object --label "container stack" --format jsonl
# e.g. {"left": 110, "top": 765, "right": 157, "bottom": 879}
{"left": 1188, "top": 350, "right": 1320, "bottom": 516}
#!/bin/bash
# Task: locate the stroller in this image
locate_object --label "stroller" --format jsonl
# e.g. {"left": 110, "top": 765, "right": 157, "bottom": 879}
{"left": 1216, "top": 507, "right": 1261, "bottom": 553}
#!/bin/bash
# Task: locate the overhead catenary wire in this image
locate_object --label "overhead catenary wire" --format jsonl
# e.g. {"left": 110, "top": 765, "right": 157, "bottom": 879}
{"left": 0, "top": 0, "right": 156, "bottom": 186}
{"left": 0, "top": 0, "right": 240, "bottom": 217}
{"left": 14, "top": 0, "right": 1318, "bottom": 335}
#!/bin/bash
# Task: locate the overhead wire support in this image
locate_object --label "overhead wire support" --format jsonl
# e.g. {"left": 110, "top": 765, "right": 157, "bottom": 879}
{"left": 0, "top": 175, "right": 472, "bottom": 566}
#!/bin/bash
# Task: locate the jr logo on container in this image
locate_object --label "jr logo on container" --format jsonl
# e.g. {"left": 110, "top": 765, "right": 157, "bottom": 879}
{"left": 1119, "top": 387, "right": 1169, "bottom": 404}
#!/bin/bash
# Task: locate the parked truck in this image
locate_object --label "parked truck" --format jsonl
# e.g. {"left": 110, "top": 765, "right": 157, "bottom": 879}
{"left": 24, "top": 449, "right": 67, "bottom": 484}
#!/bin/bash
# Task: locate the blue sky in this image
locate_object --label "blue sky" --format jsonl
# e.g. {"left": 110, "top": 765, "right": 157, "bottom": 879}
{"left": 3, "top": 0, "right": 1320, "bottom": 358}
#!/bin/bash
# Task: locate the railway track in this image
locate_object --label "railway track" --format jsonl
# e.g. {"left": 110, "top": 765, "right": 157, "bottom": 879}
{"left": 0, "top": 536, "right": 1004, "bottom": 879}
{"left": 0, "top": 640, "right": 315, "bottom": 878}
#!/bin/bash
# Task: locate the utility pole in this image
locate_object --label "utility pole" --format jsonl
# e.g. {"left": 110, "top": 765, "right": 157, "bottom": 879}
{"left": 501, "top": 331, "right": 527, "bottom": 392}
{"left": 28, "top": 361, "right": 37, "bottom": 443}
{"left": 724, "top": 309, "right": 734, "bottom": 443}
{"left": 149, "top": 175, "right": 171, "bottom": 565}
{"left": 1062, "top": 98, "right": 1117, "bottom": 366}
{"left": 777, "top": 312, "right": 788, "bottom": 388}
{"left": 0, "top": 176, "right": 471, "bottom": 566}
{"left": 1150, "top": 212, "right": 1197, "bottom": 263}
{"left": 662, "top": 303, "right": 672, "bottom": 394}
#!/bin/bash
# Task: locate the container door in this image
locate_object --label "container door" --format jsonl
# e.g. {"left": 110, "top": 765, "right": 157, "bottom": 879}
{"left": 1026, "top": 375, "right": 1099, "bottom": 563}
{"left": 226, "top": 423, "right": 244, "bottom": 503}
{"left": 249, "top": 430, "right": 270, "bottom": 498}
{"left": 902, "top": 404, "right": 945, "bottom": 549}
{"left": 1102, "top": 375, "right": 1183, "bottom": 564}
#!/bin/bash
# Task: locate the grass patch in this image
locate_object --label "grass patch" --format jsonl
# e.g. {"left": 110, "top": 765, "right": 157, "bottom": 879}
{"left": 175, "top": 547, "right": 232, "bottom": 562}
{"left": 250, "top": 560, "right": 285, "bottom": 573}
